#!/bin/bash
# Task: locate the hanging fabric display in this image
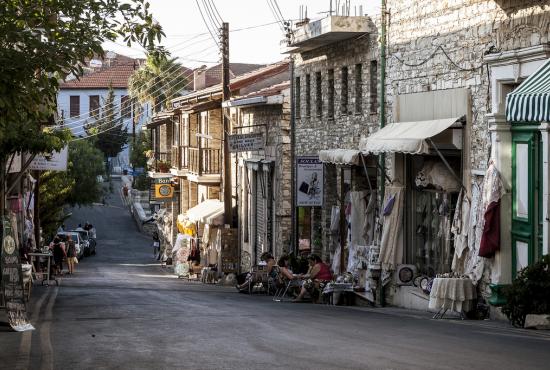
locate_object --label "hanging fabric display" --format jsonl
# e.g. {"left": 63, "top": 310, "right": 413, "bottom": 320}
{"left": 451, "top": 189, "right": 471, "bottom": 274}
{"left": 378, "top": 183, "right": 405, "bottom": 271}
{"left": 478, "top": 164, "right": 504, "bottom": 258}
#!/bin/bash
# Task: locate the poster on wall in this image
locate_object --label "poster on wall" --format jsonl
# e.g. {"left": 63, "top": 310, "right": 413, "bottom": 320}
{"left": 1, "top": 217, "right": 34, "bottom": 332}
{"left": 28, "top": 146, "right": 69, "bottom": 171}
{"left": 296, "top": 156, "right": 323, "bottom": 207}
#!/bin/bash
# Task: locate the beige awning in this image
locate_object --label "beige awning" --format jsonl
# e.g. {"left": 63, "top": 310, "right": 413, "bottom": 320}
{"left": 186, "top": 199, "right": 224, "bottom": 224}
{"left": 318, "top": 149, "right": 361, "bottom": 165}
{"left": 359, "top": 117, "right": 462, "bottom": 155}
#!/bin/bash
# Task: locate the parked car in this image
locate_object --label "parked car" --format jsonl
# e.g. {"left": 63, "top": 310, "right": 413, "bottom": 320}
{"left": 55, "top": 231, "right": 85, "bottom": 259}
{"left": 73, "top": 229, "right": 96, "bottom": 256}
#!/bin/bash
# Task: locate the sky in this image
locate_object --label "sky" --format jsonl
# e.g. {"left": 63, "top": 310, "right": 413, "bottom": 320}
{"left": 104, "top": 0, "right": 380, "bottom": 68}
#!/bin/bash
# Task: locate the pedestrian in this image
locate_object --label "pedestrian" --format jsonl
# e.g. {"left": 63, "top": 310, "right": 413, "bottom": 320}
{"left": 50, "top": 236, "right": 66, "bottom": 276}
{"left": 66, "top": 234, "right": 78, "bottom": 275}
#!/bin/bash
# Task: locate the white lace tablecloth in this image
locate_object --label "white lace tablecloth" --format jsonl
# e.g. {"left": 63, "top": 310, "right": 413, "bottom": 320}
{"left": 428, "top": 278, "right": 476, "bottom": 313}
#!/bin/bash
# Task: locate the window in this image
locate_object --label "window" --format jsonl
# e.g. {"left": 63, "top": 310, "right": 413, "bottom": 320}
{"left": 305, "top": 74, "right": 311, "bottom": 117}
{"left": 369, "top": 61, "right": 378, "bottom": 114}
{"left": 315, "top": 71, "right": 322, "bottom": 117}
{"left": 70, "top": 96, "right": 80, "bottom": 118}
{"left": 89, "top": 95, "right": 100, "bottom": 118}
{"left": 341, "top": 67, "right": 348, "bottom": 114}
{"left": 355, "top": 63, "right": 363, "bottom": 114}
{"left": 121, "top": 95, "right": 131, "bottom": 118}
{"left": 328, "top": 69, "right": 334, "bottom": 119}
{"left": 295, "top": 76, "right": 301, "bottom": 118}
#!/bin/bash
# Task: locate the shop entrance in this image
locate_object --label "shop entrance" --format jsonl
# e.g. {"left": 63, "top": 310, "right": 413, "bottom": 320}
{"left": 511, "top": 128, "right": 544, "bottom": 277}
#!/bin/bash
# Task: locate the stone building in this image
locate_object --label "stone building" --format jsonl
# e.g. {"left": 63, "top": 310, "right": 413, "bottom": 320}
{"left": 288, "top": 15, "right": 380, "bottom": 266}
{"left": 223, "top": 80, "right": 291, "bottom": 269}
{"left": 360, "top": 0, "right": 550, "bottom": 310}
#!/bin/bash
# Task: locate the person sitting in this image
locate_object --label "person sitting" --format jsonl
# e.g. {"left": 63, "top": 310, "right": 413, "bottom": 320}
{"left": 293, "top": 254, "right": 333, "bottom": 303}
{"left": 236, "top": 252, "right": 277, "bottom": 293}
{"left": 277, "top": 255, "right": 298, "bottom": 281}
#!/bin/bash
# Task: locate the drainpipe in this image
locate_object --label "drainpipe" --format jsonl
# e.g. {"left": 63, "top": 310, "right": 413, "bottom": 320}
{"left": 379, "top": 0, "right": 387, "bottom": 307}
{"left": 290, "top": 57, "right": 297, "bottom": 255}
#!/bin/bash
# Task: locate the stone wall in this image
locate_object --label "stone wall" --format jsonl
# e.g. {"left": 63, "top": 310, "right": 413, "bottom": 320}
{"left": 293, "top": 29, "right": 379, "bottom": 261}
{"left": 235, "top": 88, "right": 292, "bottom": 260}
{"left": 385, "top": 0, "right": 550, "bottom": 171}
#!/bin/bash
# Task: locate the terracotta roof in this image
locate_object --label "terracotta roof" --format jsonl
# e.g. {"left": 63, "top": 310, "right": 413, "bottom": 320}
{"left": 238, "top": 81, "right": 290, "bottom": 99}
{"left": 204, "top": 63, "right": 266, "bottom": 87}
{"left": 60, "top": 62, "right": 138, "bottom": 89}
{"left": 173, "top": 60, "right": 290, "bottom": 105}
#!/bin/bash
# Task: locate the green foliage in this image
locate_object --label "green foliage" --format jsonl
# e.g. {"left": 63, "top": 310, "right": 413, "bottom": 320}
{"left": 502, "top": 255, "right": 550, "bottom": 327}
{"left": 129, "top": 51, "right": 187, "bottom": 112}
{"left": 130, "top": 131, "right": 151, "bottom": 191}
{"left": 85, "top": 86, "right": 128, "bottom": 159}
{"left": 0, "top": 0, "right": 164, "bottom": 160}
{"left": 39, "top": 140, "right": 105, "bottom": 237}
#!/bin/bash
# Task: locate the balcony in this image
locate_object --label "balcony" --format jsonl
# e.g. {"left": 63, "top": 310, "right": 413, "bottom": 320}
{"left": 170, "top": 146, "right": 189, "bottom": 177}
{"left": 284, "top": 16, "right": 372, "bottom": 53}
{"left": 187, "top": 147, "right": 222, "bottom": 184}
{"left": 148, "top": 151, "right": 172, "bottom": 177}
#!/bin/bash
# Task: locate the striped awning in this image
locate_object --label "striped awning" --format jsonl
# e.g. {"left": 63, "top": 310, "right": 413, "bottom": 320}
{"left": 506, "top": 58, "right": 550, "bottom": 122}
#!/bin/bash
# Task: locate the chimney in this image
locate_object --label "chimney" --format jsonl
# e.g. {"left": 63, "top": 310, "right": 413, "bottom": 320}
{"left": 193, "top": 65, "right": 208, "bottom": 91}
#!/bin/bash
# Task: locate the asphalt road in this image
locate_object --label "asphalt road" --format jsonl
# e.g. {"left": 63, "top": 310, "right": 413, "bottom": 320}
{"left": 2, "top": 180, "right": 550, "bottom": 370}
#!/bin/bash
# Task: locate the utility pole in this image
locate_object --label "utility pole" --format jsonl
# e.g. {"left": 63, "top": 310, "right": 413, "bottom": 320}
{"left": 221, "top": 22, "right": 232, "bottom": 226}
{"left": 379, "top": 0, "right": 387, "bottom": 206}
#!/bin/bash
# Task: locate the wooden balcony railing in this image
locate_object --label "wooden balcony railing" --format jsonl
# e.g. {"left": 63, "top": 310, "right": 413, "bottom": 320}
{"left": 188, "top": 147, "right": 221, "bottom": 176}
{"left": 171, "top": 146, "right": 180, "bottom": 169}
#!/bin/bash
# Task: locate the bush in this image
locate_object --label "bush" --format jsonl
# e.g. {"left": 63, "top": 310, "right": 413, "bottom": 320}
{"left": 502, "top": 255, "right": 550, "bottom": 327}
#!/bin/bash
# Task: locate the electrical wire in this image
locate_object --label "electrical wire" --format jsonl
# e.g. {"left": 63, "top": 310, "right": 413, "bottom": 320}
{"left": 207, "top": 0, "right": 224, "bottom": 25}
{"left": 195, "top": 0, "right": 220, "bottom": 47}
{"left": 54, "top": 43, "right": 220, "bottom": 128}
{"left": 58, "top": 48, "right": 220, "bottom": 136}
{"left": 391, "top": 45, "right": 483, "bottom": 71}
{"left": 203, "top": 0, "right": 221, "bottom": 30}
{"left": 266, "top": 0, "right": 285, "bottom": 33}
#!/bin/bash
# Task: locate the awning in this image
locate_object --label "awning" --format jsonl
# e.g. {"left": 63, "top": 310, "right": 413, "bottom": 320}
{"left": 506, "top": 58, "right": 550, "bottom": 122}
{"left": 186, "top": 199, "right": 224, "bottom": 224}
{"left": 359, "top": 117, "right": 462, "bottom": 154}
{"left": 318, "top": 149, "right": 361, "bottom": 165}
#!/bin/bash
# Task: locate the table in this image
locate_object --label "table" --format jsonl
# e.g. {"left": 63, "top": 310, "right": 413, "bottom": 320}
{"left": 322, "top": 282, "right": 355, "bottom": 305}
{"left": 28, "top": 252, "right": 59, "bottom": 286}
{"left": 428, "top": 277, "right": 475, "bottom": 319}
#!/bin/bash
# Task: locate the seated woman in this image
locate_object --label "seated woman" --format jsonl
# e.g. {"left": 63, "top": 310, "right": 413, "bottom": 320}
{"left": 277, "top": 255, "right": 298, "bottom": 281}
{"left": 293, "top": 254, "right": 332, "bottom": 303}
{"left": 236, "top": 252, "right": 277, "bottom": 292}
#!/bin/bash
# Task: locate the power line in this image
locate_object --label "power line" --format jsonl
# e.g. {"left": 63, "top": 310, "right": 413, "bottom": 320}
{"left": 195, "top": 0, "right": 220, "bottom": 47}
{"left": 203, "top": 0, "right": 221, "bottom": 29}
{"left": 55, "top": 44, "right": 219, "bottom": 128}
{"left": 56, "top": 48, "right": 217, "bottom": 130}
{"left": 208, "top": 0, "right": 224, "bottom": 25}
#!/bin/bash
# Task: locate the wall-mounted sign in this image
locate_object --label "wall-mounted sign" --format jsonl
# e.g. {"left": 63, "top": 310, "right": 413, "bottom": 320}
{"left": 296, "top": 156, "right": 324, "bottom": 207}
{"left": 28, "top": 146, "right": 68, "bottom": 171}
{"left": 153, "top": 177, "right": 174, "bottom": 201}
{"left": 228, "top": 133, "right": 264, "bottom": 153}
{"left": 2, "top": 218, "right": 34, "bottom": 332}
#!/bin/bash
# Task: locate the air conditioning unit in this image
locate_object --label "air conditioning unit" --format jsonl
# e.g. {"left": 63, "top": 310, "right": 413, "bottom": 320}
{"left": 396, "top": 264, "right": 417, "bottom": 286}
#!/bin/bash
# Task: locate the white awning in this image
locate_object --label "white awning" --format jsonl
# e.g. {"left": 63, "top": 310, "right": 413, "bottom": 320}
{"left": 186, "top": 199, "right": 224, "bottom": 224}
{"left": 204, "top": 207, "right": 224, "bottom": 225}
{"left": 359, "top": 117, "right": 462, "bottom": 155}
{"left": 318, "top": 149, "right": 361, "bottom": 165}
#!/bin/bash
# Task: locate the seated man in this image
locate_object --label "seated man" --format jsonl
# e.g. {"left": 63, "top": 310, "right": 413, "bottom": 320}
{"left": 293, "top": 254, "right": 332, "bottom": 303}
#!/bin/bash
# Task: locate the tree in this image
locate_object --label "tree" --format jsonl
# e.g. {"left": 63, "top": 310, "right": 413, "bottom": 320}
{"left": 129, "top": 131, "right": 151, "bottom": 190}
{"left": 129, "top": 51, "right": 188, "bottom": 113}
{"left": 85, "top": 86, "right": 129, "bottom": 163}
{"left": 39, "top": 140, "right": 105, "bottom": 238}
{"left": 0, "top": 0, "right": 164, "bottom": 165}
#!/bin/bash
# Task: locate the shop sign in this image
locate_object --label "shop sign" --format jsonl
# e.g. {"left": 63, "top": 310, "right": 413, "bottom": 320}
{"left": 1, "top": 218, "right": 34, "bottom": 332}
{"left": 153, "top": 177, "right": 174, "bottom": 201}
{"left": 28, "top": 146, "right": 69, "bottom": 171}
{"left": 296, "top": 156, "right": 324, "bottom": 207}
{"left": 228, "top": 133, "right": 264, "bottom": 152}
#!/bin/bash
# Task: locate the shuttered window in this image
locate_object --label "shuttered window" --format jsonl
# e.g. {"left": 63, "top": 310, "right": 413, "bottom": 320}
{"left": 70, "top": 96, "right": 80, "bottom": 118}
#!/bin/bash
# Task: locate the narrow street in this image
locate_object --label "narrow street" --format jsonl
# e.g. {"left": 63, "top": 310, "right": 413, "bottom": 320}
{"left": 0, "top": 182, "right": 549, "bottom": 370}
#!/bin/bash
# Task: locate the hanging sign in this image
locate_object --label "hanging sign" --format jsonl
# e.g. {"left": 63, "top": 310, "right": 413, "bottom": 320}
{"left": 28, "top": 146, "right": 69, "bottom": 171}
{"left": 228, "top": 133, "right": 264, "bottom": 152}
{"left": 1, "top": 217, "right": 34, "bottom": 332}
{"left": 296, "top": 156, "right": 324, "bottom": 207}
{"left": 153, "top": 177, "right": 174, "bottom": 201}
